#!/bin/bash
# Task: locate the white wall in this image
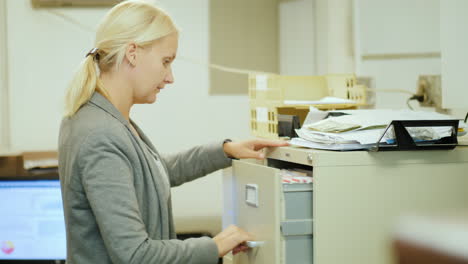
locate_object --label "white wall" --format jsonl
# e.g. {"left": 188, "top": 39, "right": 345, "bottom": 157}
{"left": 6, "top": 1, "right": 103, "bottom": 151}
{"left": 279, "top": 0, "right": 315, "bottom": 75}
{"left": 279, "top": 0, "right": 355, "bottom": 76}
{"left": 354, "top": 0, "right": 443, "bottom": 110}
{"left": 357, "top": 0, "right": 440, "bottom": 56}
{"left": 314, "top": 0, "right": 355, "bottom": 75}
{"left": 0, "top": 0, "right": 8, "bottom": 151}
{"left": 440, "top": 0, "right": 468, "bottom": 110}
{"left": 5, "top": 0, "right": 250, "bottom": 234}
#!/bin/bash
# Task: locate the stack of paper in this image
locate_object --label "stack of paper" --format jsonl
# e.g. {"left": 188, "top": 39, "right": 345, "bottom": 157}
{"left": 290, "top": 109, "right": 466, "bottom": 151}
{"left": 307, "top": 119, "right": 362, "bottom": 133}
{"left": 284, "top": 96, "right": 356, "bottom": 105}
{"left": 280, "top": 169, "right": 313, "bottom": 184}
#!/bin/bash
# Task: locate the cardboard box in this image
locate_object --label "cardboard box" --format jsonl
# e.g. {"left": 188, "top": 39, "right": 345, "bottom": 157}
{"left": 0, "top": 154, "right": 24, "bottom": 176}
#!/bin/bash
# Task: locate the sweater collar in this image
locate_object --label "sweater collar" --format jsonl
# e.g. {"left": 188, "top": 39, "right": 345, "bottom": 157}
{"left": 88, "top": 92, "right": 130, "bottom": 127}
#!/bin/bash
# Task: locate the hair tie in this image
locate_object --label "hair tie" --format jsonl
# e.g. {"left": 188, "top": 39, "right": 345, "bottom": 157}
{"left": 86, "top": 48, "right": 100, "bottom": 59}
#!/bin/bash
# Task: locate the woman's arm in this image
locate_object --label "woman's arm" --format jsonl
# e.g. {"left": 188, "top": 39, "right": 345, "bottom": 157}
{"left": 162, "top": 139, "right": 289, "bottom": 187}
{"left": 162, "top": 140, "right": 232, "bottom": 187}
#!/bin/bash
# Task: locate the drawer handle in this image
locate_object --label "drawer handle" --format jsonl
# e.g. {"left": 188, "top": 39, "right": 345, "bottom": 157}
{"left": 246, "top": 241, "right": 265, "bottom": 248}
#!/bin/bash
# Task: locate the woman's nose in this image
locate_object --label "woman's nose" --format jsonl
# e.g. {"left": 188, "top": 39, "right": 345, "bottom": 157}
{"left": 165, "top": 68, "right": 174, "bottom": 84}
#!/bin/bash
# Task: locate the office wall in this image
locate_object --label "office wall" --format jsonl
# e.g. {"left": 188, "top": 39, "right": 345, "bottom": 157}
{"left": 279, "top": 0, "right": 315, "bottom": 75}
{"left": 6, "top": 0, "right": 103, "bottom": 151}
{"left": 4, "top": 0, "right": 250, "bottom": 234}
{"left": 210, "top": 0, "right": 278, "bottom": 94}
{"left": 316, "top": 0, "right": 355, "bottom": 75}
{"left": 356, "top": 0, "right": 440, "bottom": 56}
{"left": 278, "top": 0, "right": 355, "bottom": 76}
{"left": 440, "top": 0, "right": 468, "bottom": 110}
{"left": 354, "top": 0, "right": 443, "bottom": 110}
{"left": 0, "top": 0, "right": 8, "bottom": 151}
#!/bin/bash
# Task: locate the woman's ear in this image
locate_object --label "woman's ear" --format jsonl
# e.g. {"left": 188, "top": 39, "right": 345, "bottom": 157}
{"left": 125, "top": 43, "right": 138, "bottom": 67}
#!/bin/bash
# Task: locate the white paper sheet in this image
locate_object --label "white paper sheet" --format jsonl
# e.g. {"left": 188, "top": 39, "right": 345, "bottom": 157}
{"left": 290, "top": 137, "right": 373, "bottom": 151}
{"left": 284, "top": 96, "right": 356, "bottom": 105}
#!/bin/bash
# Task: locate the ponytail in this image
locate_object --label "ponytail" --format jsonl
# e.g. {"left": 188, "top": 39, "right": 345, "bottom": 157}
{"left": 64, "top": 55, "right": 107, "bottom": 117}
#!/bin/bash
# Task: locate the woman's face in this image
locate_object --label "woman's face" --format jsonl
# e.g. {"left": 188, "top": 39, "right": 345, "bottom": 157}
{"left": 130, "top": 33, "right": 178, "bottom": 104}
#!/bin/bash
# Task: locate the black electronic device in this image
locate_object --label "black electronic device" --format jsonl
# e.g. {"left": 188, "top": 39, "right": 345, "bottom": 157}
{"left": 0, "top": 175, "right": 66, "bottom": 264}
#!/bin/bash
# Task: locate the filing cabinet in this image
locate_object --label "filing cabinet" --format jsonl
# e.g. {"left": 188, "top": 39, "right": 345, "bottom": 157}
{"left": 222, "top": 146, "right": 468, "bottom": 264}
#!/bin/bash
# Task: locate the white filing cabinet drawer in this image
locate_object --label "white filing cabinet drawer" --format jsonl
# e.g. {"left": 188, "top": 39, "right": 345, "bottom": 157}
{"left": 228, "top": 160, "right": 313, "bottom": 264}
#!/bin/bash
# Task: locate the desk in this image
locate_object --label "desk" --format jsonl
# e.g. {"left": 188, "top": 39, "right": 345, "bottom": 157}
{"left": 0, "top": 150, "right": 58, "bottom": 178}
{"left": 222, "top": 146, "right": 468, "bottom": 264}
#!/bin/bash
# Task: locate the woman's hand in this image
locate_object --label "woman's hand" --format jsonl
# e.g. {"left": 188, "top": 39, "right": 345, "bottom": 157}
{"left": 223, "top": 139, "right": 289, "bottom": 160}
{"left": 213, "top": 225, "right": 253, "bottom": 257}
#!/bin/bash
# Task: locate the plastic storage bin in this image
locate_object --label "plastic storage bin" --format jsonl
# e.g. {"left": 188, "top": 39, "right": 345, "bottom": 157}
{"left": 249, "top": 73, "right": 367, "bottom": 139}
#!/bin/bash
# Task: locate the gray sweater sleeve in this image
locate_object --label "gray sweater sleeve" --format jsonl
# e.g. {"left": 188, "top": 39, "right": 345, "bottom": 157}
{"left": 161, "top": 140, "right": 233, "bottom": 187}
{"left": 78, "top": 128, "right": 219, "bottom": 264}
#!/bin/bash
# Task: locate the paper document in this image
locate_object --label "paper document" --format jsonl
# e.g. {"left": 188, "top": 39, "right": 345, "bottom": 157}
{"left": 307, "top": 119, "right": 362, "bottom": 133}
{"left": 294, "top": 109, "right": 465, "bottom": 150}
{"left": 326, "top": 109, "right": 466, "bottom": 130}
{"left": 290, "top": 137, "right": 373, "bottom": 151}
{"left": 297, "top": 127, "right": 386, "bottom": 145}
{"left": 284, "top": 96, "right": 356, "bottom": 105}
{"left": 24, "top": 158, "right": 58, "bottom": 170}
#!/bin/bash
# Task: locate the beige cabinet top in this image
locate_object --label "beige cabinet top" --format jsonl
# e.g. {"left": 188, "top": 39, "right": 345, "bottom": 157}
{"left": 265, "top": 145, "right": 468, "bottom": 167}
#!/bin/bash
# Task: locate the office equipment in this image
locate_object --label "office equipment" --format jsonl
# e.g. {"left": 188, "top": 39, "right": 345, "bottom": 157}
{"left": 222, "top": 146, "right": 468, "bottom": 264}
{"left": 371, "top": 120, "right": 458, "bottom": 151}
{"left": 249, "top": 74, "right": 367, "bottom": 139}
{"left": 0, "top": 176, "right": 66, "bottom": 263}
{"left": 277, "top": 114, "right": 300, "bottom": 138}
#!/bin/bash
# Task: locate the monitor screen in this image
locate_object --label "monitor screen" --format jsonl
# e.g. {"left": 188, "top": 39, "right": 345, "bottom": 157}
{"left": 0, "top": 178, "right": 66, "bottom": 261}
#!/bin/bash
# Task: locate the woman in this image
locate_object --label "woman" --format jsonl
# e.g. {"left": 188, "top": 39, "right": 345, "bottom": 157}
{"left": 58, "top": 1, "right": 288, "bottom": 264}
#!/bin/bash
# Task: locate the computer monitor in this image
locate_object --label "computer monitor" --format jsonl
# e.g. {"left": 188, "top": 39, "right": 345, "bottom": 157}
{"left": 0, "top": 176, "right": 66, "bottom": 264}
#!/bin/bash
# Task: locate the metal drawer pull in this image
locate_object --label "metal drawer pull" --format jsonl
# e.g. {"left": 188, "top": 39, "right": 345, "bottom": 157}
{"left": 246, "top": 241, "right": 265, "bottom": 248}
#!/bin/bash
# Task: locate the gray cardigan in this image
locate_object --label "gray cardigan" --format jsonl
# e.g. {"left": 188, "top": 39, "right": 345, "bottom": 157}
{"left": 58, "top": 92, "right": 232, "bottom": 264}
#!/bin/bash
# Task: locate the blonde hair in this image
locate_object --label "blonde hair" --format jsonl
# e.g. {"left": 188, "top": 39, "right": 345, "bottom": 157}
{"left": 64, "top": 0, "right": 178, "bottom": 117}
